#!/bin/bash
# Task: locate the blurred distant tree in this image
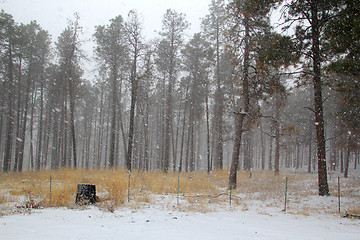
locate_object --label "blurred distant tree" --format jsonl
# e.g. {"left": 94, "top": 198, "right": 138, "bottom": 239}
{"left": 125, "top": 10, "right": 144, "bottom": 172}
{"left": 255, "top": 31, "right": 299, "bottom": 174}
{"left": 0, "top": 10, "right": 16, "bottom": 172}
{"left": 181, "top": 33, "right": 210, "bottom": 171}
{"left": 157, "top": 9, "right": 189, "bottom": 173}
{"left": 94, "top": 15, "right": 128, "bottom": 168}
{"left": 56, "top": 13, "right": 84, "bottom": 168}
{"left": 325, "top": 0, "right": 360, "bottom": 178}
{"left": 202, "top": 0, "right": 227, "bottom": 171}
{"left": 17, "top": 22, "right": 51, "bottom": 171}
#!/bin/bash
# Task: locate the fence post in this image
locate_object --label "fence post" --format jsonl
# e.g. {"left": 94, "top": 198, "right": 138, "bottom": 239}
{"left": 49, "top": 175, "right": 52, "bottom": 206}
{"left": 283, "top": 177, "right": 288, "bottom": 212}
{"left": 338, "top": 176, "right": 341, "bottom": 213}
{"left": 128, "top": 171, "right": 131, "bottom": 203}
{"left": 229, "top": 184, "right": 232, "bottom": 207}
{"left": 177, "top": 167, "right": 180, "bottom": 206}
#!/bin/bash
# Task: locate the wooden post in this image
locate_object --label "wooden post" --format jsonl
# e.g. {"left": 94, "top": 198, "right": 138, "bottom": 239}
{"left": 128, "top": 171, "right": 131, "bottom": 202}
{"left": 177, "top": 167, "right": 180, "bottom": 206}
{"left": 229, "top": 184, "right": 232, "bottom": 207}
{"left": 284, "top": 177, "right": 288, "bottom": 212}
{"left": 338, "top": 176, "right": 341, "bottom": 213}
{"left": 49, "top": 175, "right": 52, "bottom": 206}
{"left": 75, "top": 184, "right": 97, "bottom": 205}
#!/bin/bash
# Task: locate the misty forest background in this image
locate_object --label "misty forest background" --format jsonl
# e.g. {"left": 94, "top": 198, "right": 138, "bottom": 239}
{"left": 0, "top": 0, "right": 359, "bottom": 194}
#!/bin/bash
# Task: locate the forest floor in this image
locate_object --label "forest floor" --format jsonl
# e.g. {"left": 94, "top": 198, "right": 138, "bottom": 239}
{"left": 0, "top": 168, "right": 360, "bottom": 239}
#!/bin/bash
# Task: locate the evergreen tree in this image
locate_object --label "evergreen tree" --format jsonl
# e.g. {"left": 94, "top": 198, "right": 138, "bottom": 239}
{"left": 281, "top": 0, "right": 342, "bottom": 195}
{"left": 94, "top": 15, "right": 128, "bottom": 168}
{"left": 227, "top": 0, "right": 277, "bottom": 189}
{"left": 157, "top": 9, "right": 189, "bottom": 172}
{"left": 202, "top": 0, "right": 227, "bottom": 170}
{"left": 56, "top": 13, "right": 84, "bottom": 168}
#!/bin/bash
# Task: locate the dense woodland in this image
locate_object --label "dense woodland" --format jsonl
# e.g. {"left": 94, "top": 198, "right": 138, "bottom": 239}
{"left": 1, "top": 0, "right": 359, "bottom": 195}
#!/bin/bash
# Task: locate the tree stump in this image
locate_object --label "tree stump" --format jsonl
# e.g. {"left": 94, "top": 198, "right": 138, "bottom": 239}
{"left": 75, "top": 184, "right": 97, "bottom": 205}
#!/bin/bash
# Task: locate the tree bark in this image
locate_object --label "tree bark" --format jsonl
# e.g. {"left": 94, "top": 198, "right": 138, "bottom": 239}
{"left": 206, "top": 92, "right": 211, "bottom": 174}
{"left": 75, "top": 184, "right": 97, "bottom": 205}
{"left": 229, "top": 16, "right": 250, "bottom": 189}
{"left": 311, "top": 0, "right": 329, "bottom": 196}
{"left": 18, "top": 54, "right": 32, "bottom": 171}
{"left": 164, "top": 73, "right": 173, "bottom": 173}
{"left": 308, "top": 134, "right": 312, "bottom": 173}
{"left": 344, "top": 141, "right": 350, "bottom": 178}
{"left": 126, "top": 52, "right": 138, "bottom": 171}
{"left": 108, "top": 66, "right": 118, "bottom": 168}
{"left": 3, "top": 44, "right": 15, "bottom": 172}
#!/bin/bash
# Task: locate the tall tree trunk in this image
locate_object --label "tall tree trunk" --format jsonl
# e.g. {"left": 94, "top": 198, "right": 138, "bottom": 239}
{"left": 3, "top": 45, "right": 15, "bottom": 172}
{"left": 188, "top": 109, "right": 195, "bottom": 172}
{"left": 206, "top": 92, "right": 211, "bottom": 174}
{"left": 108, "top": 69, "right": 118, "bottom": 168}
{"left": 268, "top": 135, "right": 273, "bottom": 170}
{"left": 214, "top": 88, "right": 224, "bottom": 169}
{"left": 179, "top": 93, "right": 188, "bottom": 172}
{"left": 243, "top": 131, "right": 252, "bottom": 171}
{"left": 96, "top": 86, "right": 104, "bottom": 168}
{"left": 14, "top": 56, "right": 23, "bottom": 171}
{"left": 60, "top": 99, "right": 68, "bottom": 168}
{"left": 229, "top": 16, "right": 250, "bottom": 189}
{"left": 344, "top": 141, "right": 350, "bottom": 178}
{"left": 260, "top": 120, "right": 265, "bottom": 170}
{"left": 172, "top": 99, "right": 183, "bottom": 172}
{"left": 311, "top": 0, "right": 329, "bottom": 196}
{"left": 18, "top": 57, "right": 32, "bottom": 172}
{"left": 126, "top": 51, "right": 139, "bottom": 171}
{"left": 296, "top": 140, "right": 300, "bottom": 169}
{"left": 104, "top": 107, "right": 111, "bottom": 168}
{"left": 144, "top": 102, "right": 150, "bottom": 171}
{"left": 274, "top": 79, "right": 281, "bottom": 175}
{"left": 51, "top": 111, "right": 60, "bottom": 170}
{"left": 214, "top": 16, "right": 224, "bottom": 170}
{"left": 29, "top": 91, "right": 36, "bottom": 169}
{"left": 35, "top": 71, "right": 45, "bottom": 170}
{"left": 308, "top": 134, "right": 312, "bottom": 173}
{"left": 164, "top": 77, "right": 173, "bottom": 173}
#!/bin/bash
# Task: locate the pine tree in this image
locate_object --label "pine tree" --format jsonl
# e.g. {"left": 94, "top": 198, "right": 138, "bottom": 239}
{"left": 94, "top": 15, "right": 128, "bottom": 168}
{"left": 227, "top": 0, "right": 277, "bottom": 189}
{"left": 157, "top": 9, "right": 189, "bottom": 173}
{"left": 281, "top": 0, "right": 342, "bottom": 195}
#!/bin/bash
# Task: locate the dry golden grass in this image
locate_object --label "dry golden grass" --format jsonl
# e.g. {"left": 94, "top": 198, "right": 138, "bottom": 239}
{"left": 0, "top": 168, "right": 359, "bottom": 215}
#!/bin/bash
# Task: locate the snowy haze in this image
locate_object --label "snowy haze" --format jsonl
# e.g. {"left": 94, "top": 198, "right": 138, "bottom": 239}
{"left": 1, "top": 0, "right": 210, "bottom": 80}
{"left": 0, "top": 0, "right": 210, "bottom": 41}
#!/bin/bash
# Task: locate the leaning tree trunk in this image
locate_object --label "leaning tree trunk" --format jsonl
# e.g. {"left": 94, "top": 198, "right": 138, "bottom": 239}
{"left": 229, "top": 16, "right": 250, "bottom": 190}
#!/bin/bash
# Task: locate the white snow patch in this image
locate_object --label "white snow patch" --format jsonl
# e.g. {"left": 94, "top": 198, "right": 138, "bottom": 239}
{"left": 1, "top": 206, "right": 359, "bottom": 240}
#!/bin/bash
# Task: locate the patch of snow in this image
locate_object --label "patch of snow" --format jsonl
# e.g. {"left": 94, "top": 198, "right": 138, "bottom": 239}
{"left": 1, "top": 206, "right": 359, "bottom": 240}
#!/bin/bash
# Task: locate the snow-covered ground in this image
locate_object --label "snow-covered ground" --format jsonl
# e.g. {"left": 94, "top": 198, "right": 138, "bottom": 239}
{"left": 1, "top": 205, "right": 359, "bottom": 240}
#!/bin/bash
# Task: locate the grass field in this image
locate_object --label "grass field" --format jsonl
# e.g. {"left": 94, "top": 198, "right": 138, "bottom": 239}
{"left": 0, "top": 168, "right": 359, "bottom": 215}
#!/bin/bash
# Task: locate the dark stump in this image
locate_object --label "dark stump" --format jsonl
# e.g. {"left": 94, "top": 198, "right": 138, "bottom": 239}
{"left": 75, "top": 184, "right": 97, "bottom": 205}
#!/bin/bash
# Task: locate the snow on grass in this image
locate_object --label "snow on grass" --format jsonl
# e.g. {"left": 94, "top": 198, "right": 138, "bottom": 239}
{"left": 1, "top": 169, "right": 360, "bottom": 239}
